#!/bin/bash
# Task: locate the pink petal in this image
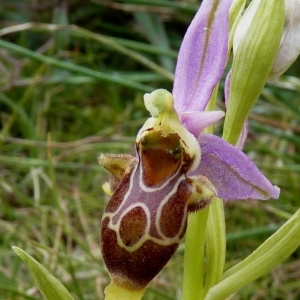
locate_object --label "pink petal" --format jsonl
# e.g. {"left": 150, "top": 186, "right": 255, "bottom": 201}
{"left": 180, "top": 111, "right": 225, "bottom": 139}
{"left": 191, "top": 134, "right": 280, "bottom": 201}
{"left": 173, "top": 0, "right": 232, "bottom": 114}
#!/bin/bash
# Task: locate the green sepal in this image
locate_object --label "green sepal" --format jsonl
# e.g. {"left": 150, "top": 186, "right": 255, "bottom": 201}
{"left": 13, "top": 247, "right": 75, "bottom": 300}
{"left": 205, "top": 209, "right": 300, "bottom": 300}
{"left": 228, "top": 0, "right": 246, "bottom": 51}
{"left": 223, "top": 0, "right": 285, "bottom": 145}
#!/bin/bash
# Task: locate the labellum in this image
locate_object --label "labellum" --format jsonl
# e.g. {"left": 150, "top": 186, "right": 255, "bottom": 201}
{"left": 99, "top": 90, "right": 216, "bottom": 291}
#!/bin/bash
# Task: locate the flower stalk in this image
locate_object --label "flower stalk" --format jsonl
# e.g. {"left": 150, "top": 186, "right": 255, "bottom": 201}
{"left": 182, "top": 206, "right": 210, "bottom": 300}
{"left": 203, "top": 198, "right": 226, "bottom": 296}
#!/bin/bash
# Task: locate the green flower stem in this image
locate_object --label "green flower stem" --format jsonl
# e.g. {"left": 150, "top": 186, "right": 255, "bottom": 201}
{"left": 228, "top": 0, "right": 246, "bottom": 49}
{"left": 205, "top": 209, "right": 300, "bottom": 300}
{"left": 182, "top": 206, "right": 210, "bottom": 300}
{"left": 203, "top": 198, "right": 226, "bottom": 297}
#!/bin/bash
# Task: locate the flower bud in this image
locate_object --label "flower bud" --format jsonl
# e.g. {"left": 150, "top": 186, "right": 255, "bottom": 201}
{"left": 223, "top": 0, "right": 285, "bottom": 145}
{"left": 269, "top": 0, "right": 300, "bottom": 80}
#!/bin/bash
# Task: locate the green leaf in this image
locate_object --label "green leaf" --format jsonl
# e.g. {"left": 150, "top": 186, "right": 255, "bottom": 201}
{"left": 13, "top": 247, "right": 75, "bottom": 300}
{"left": 204, "top": 209, "right": 300, "bottom": 300}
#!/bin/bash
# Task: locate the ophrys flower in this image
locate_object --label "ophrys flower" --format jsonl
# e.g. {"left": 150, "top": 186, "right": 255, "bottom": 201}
{"left": 99, "top": 0, "right": 280, "bottom": 298}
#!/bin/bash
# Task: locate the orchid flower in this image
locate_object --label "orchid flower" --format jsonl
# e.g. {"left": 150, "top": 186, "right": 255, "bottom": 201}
{"left": 172, "top": 0, "right": 279, "bottom": 201}
{"left": 99, "top": 1, "right": 281, "bottom": 299}
{"left": 9, "top": 2, "right": 300, "bottom": 300}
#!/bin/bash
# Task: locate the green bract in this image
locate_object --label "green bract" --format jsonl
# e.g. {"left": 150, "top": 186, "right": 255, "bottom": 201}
{"left": 13, "top": 247, "right": 74, "bottom": 300}
{"left": 223, "top": 0, "right": 285, "bottom": 145}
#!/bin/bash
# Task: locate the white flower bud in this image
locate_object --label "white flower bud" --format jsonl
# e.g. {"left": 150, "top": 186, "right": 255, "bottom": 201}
{"left": 269, "top": 0, "right": 300, "bottom": 80}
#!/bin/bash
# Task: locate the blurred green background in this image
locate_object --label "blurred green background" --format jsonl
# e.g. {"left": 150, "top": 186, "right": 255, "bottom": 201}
{"left": 0, "top": 0, "right": 300, "bottom": 299}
